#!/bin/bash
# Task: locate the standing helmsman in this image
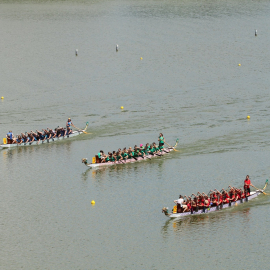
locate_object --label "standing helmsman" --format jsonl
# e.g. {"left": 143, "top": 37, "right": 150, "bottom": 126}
{"left": 158, "top": 133, "right": 165, "bottom": 148}
{"left": 66, "top": 118, "right": 73, "bottom": 135}
{"left": 244, "top": 175, "right": 254, "bottom": 196}
{"left": 6, "top": 130, "right": 14, "bottom": 144}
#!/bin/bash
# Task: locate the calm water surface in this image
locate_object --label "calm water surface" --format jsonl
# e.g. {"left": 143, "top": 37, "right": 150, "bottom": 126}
{"left": 1, "top": 0, "right": 270, "bottom": 269}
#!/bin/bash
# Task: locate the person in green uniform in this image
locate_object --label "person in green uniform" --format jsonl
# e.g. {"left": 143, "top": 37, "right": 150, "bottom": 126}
{"left": 116, "top": 151, "right": 123, "bottom": 162}
{"left": 153, "top": 142, "right": 162, "bottom": 154}
{"left": 108, "top": 152, "right": 115, "bottom": 162}
{"left": 139, "top": 144, "right": 146, "bottom": 157}
{"left": 133, "top": 145, "right": 142, "bottom": 158}
{"left": 148, "top": 145, "right": 156, "bottom": 155}
{"left": 121, "top": 148, "right": 128, "bottom": 162}
{"left": 112, "top": 151, "right": 117, "bottom": 162}
{"left": 128, "top": 147, "right": 135, "bottom": 159}
{"left": 97, "top": 150, "right": 106, "bottom": 163}
{"left": 158, "top": 133, "right": 165, "bottom": 148}
{"left": 144, "top": 143, "right": 150, "bottom": 154}
{"left": 106, "top": 152, "right": 111, "bottom": 162}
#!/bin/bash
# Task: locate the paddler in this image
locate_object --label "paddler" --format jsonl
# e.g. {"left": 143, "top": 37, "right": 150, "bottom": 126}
{"left": 228, "top": 187, "right": 236, "bottom": 202}
{"left": 221, "top": 189, "right": 230, "bottom": 204}
{"left": 174, "top": 195, "right": 187, "bottom": 213}
{"left": 191, "top": 196, "right": 197, "bottom": 210}
{"left": 27, "top": 132, "right": 35, "bottom": 143}
{"left": 121, "top": 148, "right": 128, "bottom": 162}
{"left": 15, "top": 135, "right": 23, "bottom": 144}
{"left": 128, "top": 147, "right": 135, "bottom": 159}
{"left": 97, "top": 150, "right": 106, "bottom": 163}
{"left": 116, "top": 151, "right": 123, "bottom": 162}
{"left": 139, "top": 144, "right": 146, "bottom": 157}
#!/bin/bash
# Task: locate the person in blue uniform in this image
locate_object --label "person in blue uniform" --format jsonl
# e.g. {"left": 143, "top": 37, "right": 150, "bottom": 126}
{"left": 66, "top": 118, "right": 73, "bottom": 135}
{"left": 6, "top": 131, "right": 14, "bottom": 144}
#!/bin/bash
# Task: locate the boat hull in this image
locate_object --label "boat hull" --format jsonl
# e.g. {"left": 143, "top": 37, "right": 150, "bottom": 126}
{"left": 167, "top": 190, "right": 262, "bottom": 219}
{"left": 87, "top": 148, "right": 174, "bottom": 168}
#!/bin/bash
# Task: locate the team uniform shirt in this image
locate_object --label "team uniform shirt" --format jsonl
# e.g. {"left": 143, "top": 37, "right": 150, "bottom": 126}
{"left": 244, "top": 179, "right": 251, "bottom": 188}
{"left": 177, "top": 198, "right": 184, "bottom": 206}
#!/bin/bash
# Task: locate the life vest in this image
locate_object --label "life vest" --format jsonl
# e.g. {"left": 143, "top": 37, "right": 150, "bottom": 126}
{"left": 173, "top": 205, "right": 177, "bottom": 213}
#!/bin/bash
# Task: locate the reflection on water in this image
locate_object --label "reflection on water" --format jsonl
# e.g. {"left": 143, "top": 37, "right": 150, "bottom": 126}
{"left": 161, "top": 207, "right": 252, "bottom": 236}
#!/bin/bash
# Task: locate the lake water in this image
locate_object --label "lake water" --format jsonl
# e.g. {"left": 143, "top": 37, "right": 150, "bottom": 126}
{"left": 1, "top": 0, "right": 270, "bottom": 269}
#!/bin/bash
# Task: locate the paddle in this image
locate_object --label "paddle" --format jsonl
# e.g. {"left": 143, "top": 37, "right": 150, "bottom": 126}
{"left": 250, "top": 180, "right": 269, "bottom": 195}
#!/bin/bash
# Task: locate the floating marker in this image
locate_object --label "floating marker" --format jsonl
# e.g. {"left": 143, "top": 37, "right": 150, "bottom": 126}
{"left": 140, "top": 57, "right": 143, "bottom": 60}
{"left": 75, "top": 49, "right": 78, "bottom": 56}
{"left": 255, "top": 29, "right": 257, "bottom": 36}
{"left": 91, "top": 200, "right": 95, "bottom": 205}
{"left": 116, "top": 44, "right": 119, "bottom": 52}
{"left": 238, "top": 63, "right": 241, "bottom": 66}
{"left": 247, "top": 115, "right": 250, "bottom": 119}
{"left": 121, "top": 106, "right": 124, "bottom": 109}
{"left": 1, "top": 96, "right": 3, "bottom": 99}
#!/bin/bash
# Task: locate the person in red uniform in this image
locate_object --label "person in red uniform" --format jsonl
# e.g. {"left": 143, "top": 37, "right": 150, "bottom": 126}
{"left": 237, "top": 189, "right": 241, "bottom": 199}
{"left": 186, "top": 197, "right": 192, "bottom": 212}
{"left": 228, "top": 187, "right": 235, "bottom": 202}
{"left": 210, "top": 191, "right": 219, "bottom": 206}
{"left": 203, "top": 194, "right": 210, "bottom": 208}
{"left": 191, "top": 196, "right": 197, "bottom": 210}
{"left": 244, "top": 175, "right": 254, "bottom": 196}
{"left": 196, "top": 193, "right": 205, "bottom": 209}
{"left": 222, "top": 190, "right": 230, "bottom": 204}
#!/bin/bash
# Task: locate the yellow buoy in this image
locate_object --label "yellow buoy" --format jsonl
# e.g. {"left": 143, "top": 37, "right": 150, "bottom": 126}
{"left": 247, "top": 115, "right": 250, "bottom": 119}
{"left": 1, "top": 96, "right": 4, "bottom": 99}
{"left": 91, "top": 200, "right": 95, "bottom": 205}
{"left": 121, "top": 106, "right": 124, "bottom": 109}
{"left": 238, "top": 63, "right": 241, "bottom": 66}
{"left": 140, "top": 57, "right": 143, "bottom": 60}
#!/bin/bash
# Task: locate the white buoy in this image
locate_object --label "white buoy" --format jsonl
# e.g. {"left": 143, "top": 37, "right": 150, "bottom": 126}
{"left": 255, "top": 29, "right": 257, "bottom": 36}
{"left": 75, "top": 49, "right": 78, "bottom": 56}
{"left": 116, "top": 44, "right": 119, "bottom": 52}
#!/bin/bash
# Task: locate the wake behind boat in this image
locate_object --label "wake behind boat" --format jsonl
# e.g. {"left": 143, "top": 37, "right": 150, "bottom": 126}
{"left": 1, "top": 121, "right": 89, "bottom": 149}
{"left": 162, "top": 179, "right": 268, "bottom": 219}
{"left": 82, "top": 138, "right": 179, "bottom": 168}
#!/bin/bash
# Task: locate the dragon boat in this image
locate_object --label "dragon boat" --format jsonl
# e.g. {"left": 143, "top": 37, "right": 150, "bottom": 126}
{"left": 82, "top": 139, "right": 178, "bottom": 168}
{"left": 162, "top": 179, "right": 268, "bottom": 219}
{"left": 0, "top": 122, "right": 88, "bottom": 149}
